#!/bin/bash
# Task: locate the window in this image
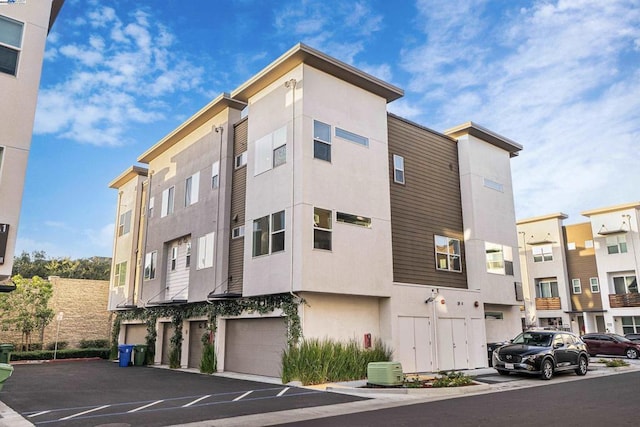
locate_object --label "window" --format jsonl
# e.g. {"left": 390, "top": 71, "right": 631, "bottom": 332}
{"left": 336, "top": 212, "right": 371, "bottom": 228}
{"left": 232, "top": 225, "right": 245, "bottom": 239}
{"left": 585, "top": 239, "right": 594, "bottom": 248}
{"left": 532, "top": 244, "right": 553, "bottom": 262}
{"left": 0, "top": 15, "right": 23, "bottom": 76}
{"left": 185, "top": 172, "right": 200, "bottom": 207}
{"left": 567, "top": 242, "right": 576, "bottom": 250}
{"left": 118, "top": 210, "right": 132, "bottom": 237}
{"left": 253, "top": 215, "right": 270, "bottom": 256}
{"left": 535, "top": 280, "right": 559, "bottom": 298}
{"left": 590, "top": 277, "right": 600, "bottom": 293}
{"left": 393, "top": 154, "right": 405, "bottom": 184}
{"left": 211, "top": 161, "right": 219, "bottom": 189}
{"left": 144, "top": 251, "right": 157, "bottom": 280}
{"left": 235, "top": 151, "right": 247, "bottom": 169}
{"left": 197, "top": 232, "right": 215, "bottom": 269}
{"left": 613, "top": 275, "right": 637, "bottom": 295}
{"left": 252, "top": 211, "right": 285, "bottom": 256}
{"left": 335, "top": 127, "right": 368, "bottom": 147}
{"left": 271, "top": 211, "right": 285, "bottom": 253}
{"left": 606, "top": 235, "right": 627, "bottom": 254}
{"left": 255, "top": 126, "right": 287, "bottom": 175}
{"left": 572, "top": 278, "right": 582, "bottom": 294}
{"left": 313, "top": 208, "right": 332, "bottom": 250}
{"left": 435, "top": 235, "right": 461, "bottom": 272}
{"left": 0, "top": 146, "right": 4, "bottom": 182}
{"left": 485, "top": 242, "right": 513, "bottom": 275}
{"left": 621, "top": 316, "right": 640, "bottom": 334}
{"left": 483, "top": 178, "right": 503, "bottom": 192}
{"left": 273, "top": 144, "right": 286, "bottom": 168}
{"left": 148, "top": 196, "right": 154, "bottom": 218}
{"left": 313, "top": 120, "right": 331, "bottom": 162}
{"left": 114, "top": 262, "right": 126, "bottom": 287}
{"left": 170, "top": 246, "right": 178, "bottom": 271}
{"left": 185, "top": 241, "right": 191, "bottom": 268}
{"left": 485, "top": 311, "right": 504, "bottom": 320}
{"left": 161, "top": 186, "right": 174, "bottom": 217}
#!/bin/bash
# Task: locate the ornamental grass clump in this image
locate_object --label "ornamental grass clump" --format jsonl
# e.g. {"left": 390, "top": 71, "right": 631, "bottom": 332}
{"left": 281, "top": 338, "right": 392, "bottom": 385}
{"left": 431, "top": 371, "right": 474, "bottom": 388}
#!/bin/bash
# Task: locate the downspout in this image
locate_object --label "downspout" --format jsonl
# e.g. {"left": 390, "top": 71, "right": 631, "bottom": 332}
{"left": 284, "top": 78, "right": 298, "bottom": 301}
{"left": 140, "top": 171, "right": 153, "bottom": 307}
{"left": 214, "top": 125, "right": 224, "bottom": 292}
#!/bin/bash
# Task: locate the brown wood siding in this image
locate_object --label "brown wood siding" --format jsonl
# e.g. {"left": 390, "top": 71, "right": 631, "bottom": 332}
{"left": 387, "top": 114, "right": 467, "bottom": 289}
{"left": 563, "top": 223, "right": 601, "bottom": 311}
{"left": 228, "top": 118, "right": 248, "bottom": 294}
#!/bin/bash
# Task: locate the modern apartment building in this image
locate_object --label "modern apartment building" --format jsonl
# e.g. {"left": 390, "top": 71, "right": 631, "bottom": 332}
{"left": 109, "top": 43, "right": 524, "bottom": 376}
{"left": 0, "top": 0, "right": 64, "bottom": 290}
{"left": 517, "top": 202, "right": 640, "bottom": 335}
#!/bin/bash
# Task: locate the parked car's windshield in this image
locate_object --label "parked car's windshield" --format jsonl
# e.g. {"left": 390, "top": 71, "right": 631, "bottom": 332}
{"left": 512, "top": 332, "right": 552, "bottom": 347}
{"left": 612, "top": 334, "right": 632, "bottom": 343}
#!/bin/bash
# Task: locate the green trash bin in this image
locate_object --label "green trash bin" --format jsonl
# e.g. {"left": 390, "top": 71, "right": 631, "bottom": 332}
{"left": 0, "top": 344, "right": 13, "bottom": 364}
{"left": 133, "top": 345, "right": 148, "bottom": 366}
{"left": 0, "top": 363, "right": 14, "bottom": 392}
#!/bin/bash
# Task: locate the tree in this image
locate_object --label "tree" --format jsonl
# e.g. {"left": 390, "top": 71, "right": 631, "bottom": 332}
{"left": 11, "top": 251, "right": 49, "bottom": 279}
{"left": 0, "top": 275, "right": 54, "bottom": 350}
{"left": 12, "top": 251, "right": 111, "bottom": 280}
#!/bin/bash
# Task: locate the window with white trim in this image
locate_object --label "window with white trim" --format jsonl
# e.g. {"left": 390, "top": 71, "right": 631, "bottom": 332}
{"left": 118, "top": 210, "right": 132, "bottom": 237}
{"left": 185, "top": 241, "right": 191, "bottom": 268}
{"left": 435, "top": 235, "right": 461, "bottom": 272}
{"left": 606, "top": 235, "right": 627, "bottom": 254}
{"left": 535, "top": 279, "right": 559, "bottom": 298}
{"left": 336, "top": 212, "right": 371, "bottom": 228}
{"left": 255, "top": 126, "right": 287, "bottom": 175}
{"left": 621, "top": 316, "right": 640, "bottom": 334}
{"left": 271, "top": 211, "right": 285, "bottom": 253}
{"left": 161, "top": 186, "right": 174, "bottom": 217}
{"left": 235, "top": 151, "right": 247, "bottom": 169}
{"left": 0, "top": 15, "right": 23, "bottom": 76}
{"left": 532, "top": 244, "right": 553, "bottom": 262}
{"left": 144, "top": 251, "right": 157, "bottom": 280}
{"left": 567, "top": 242, "right": 576, "bottom": 250}
{"left": 572, "top": 278, "right": 582, "bottom": 294}
{"left": 197, "top": 232, "right": 215, "bottom": 270}
{"left": 313, "top": 120, "right": 331, "bottom": 162}
{"left": 148, "top": 196, "right": 154, "bottom": 218}
{"left": 590, "top": 277, "right": 600, "bottom": 293}
{"left": 393, "top": 154, "right": 405, "bottom": 184}
{"left": 114, "top": 261, "right": 126, "bottom": 287}
{"left": 335, "top": 127, "right": 368, "bottom": 147}
{"left": 232, "top": 225, "right": 245, "bottom": 239}
{"left": 612, "top": 275, "right": 637, "bottom": 295}
{"left": 485, "top": 242, "right": 513, "bottom": 275}
{"left": 313, "top": 208, "right": 332, "bottom": 250}
{"left": 252, "top": 211, "right": 285, "bottom": 256}
{"left": 185, "top": 172, "right": 200, "bottom": 207}
{"left": 585, "top": 240, "right": 594, "bottom": 248}
{"left": 0, "top": 146, "right": 4, "bottom": 183}
{"left": 170, "top": 246, "right": 178, "bottom": 271}
{"left": 211, "top": 161, "right": 219, "bottom": 189}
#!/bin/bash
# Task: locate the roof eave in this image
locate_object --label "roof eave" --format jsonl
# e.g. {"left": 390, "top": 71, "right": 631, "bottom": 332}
{"left": 109, "top": 165, "right": 148, "bottom": 189}
{"left": 581, "top": 202, "right": 640, "bottom": 217}
{"left": 445, "top": 121, "right": 523, "bottom": 157}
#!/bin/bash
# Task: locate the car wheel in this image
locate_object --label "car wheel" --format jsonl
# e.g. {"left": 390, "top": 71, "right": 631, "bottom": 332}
{"left": 497, "top": 369, "right": 510, "bottom": 376}
{"left": 575, "top": 356, "right": 588, "bottom": 376}
{"left": 540, "top": 359, "right": 554, "bottom": 380}
{"left": 626, "top": 348, "right": 639, "bottom": 359}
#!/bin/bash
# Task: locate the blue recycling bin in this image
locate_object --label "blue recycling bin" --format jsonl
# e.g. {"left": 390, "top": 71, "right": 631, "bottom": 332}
{"left": 118, "top": 344, "right": 134, "bottom": 367}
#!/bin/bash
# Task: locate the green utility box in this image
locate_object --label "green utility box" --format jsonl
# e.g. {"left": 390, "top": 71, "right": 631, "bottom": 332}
{"left": 133, "top": 345, "right": 148, "bottom": 366}
{"left": 367, "top": 361, "right": 403, "bottom": 386}
{"left": 0, "top": 363, "right": 13, "bottom": 392}
{"left": 0, "top": 344, "right": 13, "bottom": 364}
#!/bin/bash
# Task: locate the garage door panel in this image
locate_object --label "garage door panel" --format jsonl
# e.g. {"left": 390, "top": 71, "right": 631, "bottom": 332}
{"left": 125, "top": 324, "right": 146, "bottom": 344}
{"left": 225, "top": 318, "right": 287, "bottom": 377}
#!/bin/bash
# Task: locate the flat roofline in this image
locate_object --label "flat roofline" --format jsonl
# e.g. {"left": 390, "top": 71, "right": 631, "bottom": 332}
{"left": 517, "top": 212, "right": 569, "bottom": 225}
{"left": 49, "top": 0, "right": 65, "bottom": 32}
{"left": 387, "top": 112, "right": 456, "bottom": 142}
{"left": 231, "top": 43, "right": 404, "bottom": 104}
{"left": 137, "top": 93, "right": 246, "bottom": 164}
{"left": 444, "top": 121, "right": 523, "bottom": 157}
{"left": 581, "top": 201, "right": 640, "bottom": 217}
{"left": 109, "top": 165, "right": 148, "bottom": 189}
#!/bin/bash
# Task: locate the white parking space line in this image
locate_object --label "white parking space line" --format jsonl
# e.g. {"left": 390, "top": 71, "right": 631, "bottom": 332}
{"left": 60, "top": 404, "right": 110, "bottom": 420}
{"left": 27, "top": 410, "right": 51, "bottom": 418}
{"left": 232, "top": 390, "right": 253, "bottom": 401}
{"left": 277, "top": 387, "right": 290, "bottom": 397}
{"left": 182, "top": 395, "right": 211, "bottom": 408}
{"left": 128, "top": 400, "right": 165, "bottom": 413}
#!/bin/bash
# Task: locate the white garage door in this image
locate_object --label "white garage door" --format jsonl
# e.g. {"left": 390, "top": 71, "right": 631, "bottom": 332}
{"left": 125, "top": 324, "right": 146, "bottom": 344}
{"left": 225, "top": 318, "right": 287, "bottom": 377}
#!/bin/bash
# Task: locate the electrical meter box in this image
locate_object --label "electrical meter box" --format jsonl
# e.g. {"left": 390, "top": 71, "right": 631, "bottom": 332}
{"left": 367, "top": 361, "right": 403, "bottom": 386}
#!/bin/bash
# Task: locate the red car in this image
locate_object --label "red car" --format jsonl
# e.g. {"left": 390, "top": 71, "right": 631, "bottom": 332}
{"left": 581, "top": 333, "right": 640, "bottom": 359}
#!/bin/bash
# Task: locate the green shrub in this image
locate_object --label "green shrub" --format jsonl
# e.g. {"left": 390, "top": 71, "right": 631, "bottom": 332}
{"left": 80, "top": 339, "right": 109, "bottom": 349}
{"left": 432, "top": 371, "right": 474, "bottom": 388}
{"left": 45, "top": 341, "right": 68, "bottom": 351}
{"left": 281, "top": 338, "right": 392, "bottom": 385}
{"left": 200, "top": 343, "right": 217, "bottom": 374}
{"left": 598, "top": 358, "right": 629, "bottom": 367}
{"left": 10, "top": 348, "right": 110, "bottom": 361}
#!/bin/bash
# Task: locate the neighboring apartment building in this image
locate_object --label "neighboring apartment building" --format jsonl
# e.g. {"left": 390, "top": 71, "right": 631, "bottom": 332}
{"left": 109, "top": 43, "right": 524, "bottom": 376}
{"left": 517, "top": 202, "right": 640, "bottom": 336}
{"left": 0, "top": 0, "right": 65, "bottom": 290}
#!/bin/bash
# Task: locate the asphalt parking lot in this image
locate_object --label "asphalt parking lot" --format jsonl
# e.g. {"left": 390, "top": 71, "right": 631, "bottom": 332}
{"left": 0, "top": 360, "right": 365, "bottom": 427}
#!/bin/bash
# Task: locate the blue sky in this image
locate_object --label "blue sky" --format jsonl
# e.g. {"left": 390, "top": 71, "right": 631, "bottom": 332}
{"left": 15, "top": 0, "right": 640, "bottom": 259}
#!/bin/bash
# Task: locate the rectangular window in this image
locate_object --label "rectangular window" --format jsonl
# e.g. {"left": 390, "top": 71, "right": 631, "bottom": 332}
{"left": 535, "top": 280, "right": 559, "bottom": 298}
{"left": 313, "top": 120, "right": 331, "bottom": 162}
{"left": 0, "top": 146, "right": 4, "bottom": 182}
{"left": 114, "top": 262, "right": 126, "bottom": 287}
{"left": 185, "top": 241, "right": 191, "bottom": 268}
{"left": 235, "top": 151, "right": 247, "bottom": 169}
{"left": 613, "top": 275, "right": 637, "bottom": 294}
{"left": 0, "top": 15, "right": 23, "bottom": 76}
{"left": 273, "top": 144, "right": 286, "bottom": 168}
{"left": 335, "top": 127, "right": 368, "bottom": 147}
{"left": 485, "top": 311, "right": 504, "bottom": 320}
{"left": 255, "top": 126, "right": 287, "bottom": 175}
{"left": 485, "top": 242, "right": 504, "bottom": 274}
{"left": 197, "top": 232, "right": 215, "bottom": 269}
{"left": 621, "top": 316, "right": 640, "bottom": 334}
{"left": 313, "top": 207, "right": 332, "bottom": 250}
{"left": 606, "top": 235, "right": 627, "bottom": 254}
{"left": 232, "top": 225, "right": 245, "bottom": 239}
{"left": 161, "top": 186, "right": 174, "bottom": 217}
{"left": 144, "top": 251, "right": 157, "bottom": 280}
{"left": 185, "top": 172, "right": 200, "bottom": 206}
{"left": 585, "top": 240, "right": 594, "bottom": 248}
{"left": 118, "top": 210, "right": 132, "bottom": 237}
{"left": 170, "top": 246, "right": 178, "bottom": 271}
{"left": 567, "top": 242, "right": 576, "bottom": 250}
{"left": 590, "top": 277, "right": 600, "bottom": 293}
{"left": 393, "top": 154, "right": 405, "bottom": 184}
{"left": 483, "top": 178, "right": 504, "bottom": 192}
{"left": 435, "top": 235, "right": 462, "bottom": 272}
{"left": 271, "top": 211, "right": 285, "bottom": 253}
{"left": 148, "top": 196, "right": 154, "bottom": 218}
{"left": 336, "top": 212, "right": 371, "bottom": 228}
{"left": 572, "top": 278, "right": 582, "bottom": 294}
{"left": 253, "top": 215, "right": 270, "bottom": 256}
{"left": 211, "top": 161, "right": 219, "bottom": 189}
{"left": 532, "top": 244, "right": 553, "bottom": 262}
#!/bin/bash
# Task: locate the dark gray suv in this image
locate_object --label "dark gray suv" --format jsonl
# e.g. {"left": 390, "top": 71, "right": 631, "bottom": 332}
{"left": 493, "top": 330, "right": 589, "bottom": 380}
